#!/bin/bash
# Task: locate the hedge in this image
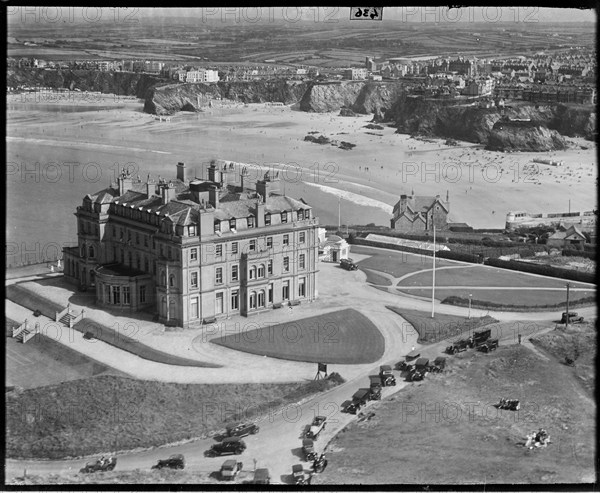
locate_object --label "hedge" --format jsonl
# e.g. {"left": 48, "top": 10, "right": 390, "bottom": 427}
{"left": 443, "top": 295, "right": 597, "bottom": 312}
{"left": 352, "top": 238, "right": 482, "bottom": 263}
{"left": 562, "top": 249, "right": 596, "bottom": 260}
{"left": 484, "top": 257, "right": 596, "bottom": 284}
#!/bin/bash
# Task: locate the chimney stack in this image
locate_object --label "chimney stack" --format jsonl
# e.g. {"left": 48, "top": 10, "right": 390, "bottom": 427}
{"left": 208, "top": 161, "right": 221, "bottom": 185}
{"left": 161, "top": 182, "right": 176, "bottom": 205}
{"left": 208, "top": 185, "right": 219, "bottom": 209}
{"left": 117, "top": 167, "right": 133, "bottom": 196}
{"left": 176, "top": 162, "right": 186, "bottom": 182}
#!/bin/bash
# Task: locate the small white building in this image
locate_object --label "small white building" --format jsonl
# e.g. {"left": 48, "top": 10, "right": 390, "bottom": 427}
{"left": 319, "top": 234, "right": 350, "bottom": 263}
{"left": 186, "top": 69, "right": 220, "bottom": 83}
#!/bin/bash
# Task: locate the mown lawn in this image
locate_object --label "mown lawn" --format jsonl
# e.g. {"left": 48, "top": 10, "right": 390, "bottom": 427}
{"left": 6, "top": 283, "right": 63, "bottom": 319}
{"left": 315, "top": 345, "right": 596, "bottom": 484}
{"left": 352, "top": 245, "right": 455, "bottom": 279}
{"left": 6, "top": 374, "right": 344, "bottom": 460}
{"left": 72, "top": 319, "right": 218, "bottom": 368}
{"left": 386, "top": 306, "right": 498, "bottom": 344}
{"left": 211, "top": 309, "right": 384, "bottom": 364}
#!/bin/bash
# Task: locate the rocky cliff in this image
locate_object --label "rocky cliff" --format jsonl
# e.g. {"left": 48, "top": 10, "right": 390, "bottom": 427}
{"left": 145, "top": 80, "right": 309, "bottom": 115}
{"left": 379, "top": 95, "right": 596, "bottom": 148}
{"left": 7, "top": 67, "right": 161, "bottom": 99}
{"left": 299, "top": 81, "right": 405, "bottom": 114}
{"left": 486, "top": 120, "right": 568, "bottom": 152}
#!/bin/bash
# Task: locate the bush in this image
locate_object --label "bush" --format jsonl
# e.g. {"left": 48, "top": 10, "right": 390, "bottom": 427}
{"left": 563, "top": 249, "right": 595, "bottom": 260}
{"left": 443, "top": 295, "right": 596, "bottom": 311}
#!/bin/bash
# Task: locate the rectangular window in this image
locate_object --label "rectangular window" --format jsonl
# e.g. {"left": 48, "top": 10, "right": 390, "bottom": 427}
{"left": 283, "top": 234, "right": 289, "bottom": 246}
{"left": 136, "top": 233, "right": 140, "bottom": 245}
{"left": 191, "top": 297, "right": 199, "bottom": 318}
{"left": 167, "top": 247, "right": 172, "bottom": 260}
{"left": 191, "top": 271, "right": 198, "bottom": 288}
{"left": 144, "top": 259, "right": 149, "bottom": 272}
{"left": 112, "top": 285, "right": 121, "bottom": 305}
{"left": 299, "top": 277, "right": 306, "bottom": 297}
{"left": 265, "top": 214, "right": 271, "bottom": 226}
{"left": 232, "top": 264, "right": 239, "bottom": 282}
{"left": 248, "top": 216, "right": 255, "bottom": 228}
{"left": 232, "top": 242, "right": 238, "bottom": 254}
{"left": 140, "top": 285, "right": 147, "bottom": 304}
{"left": 267, "top": 237, "right": 273, "bottom": 249}
{"left": 282, "top": 280, "right": 290, "bottom": 301}
{"left": 267, "top": 259, "right": 273, "bottom": 275}
{"left": 120, "top": 228, "right": 124, "bottom": 240}
{"left": 249, "top": 266, "right": 256, "bottom": 280}
{"left": 283, "top": 256, "right": 290, "bottom": 272}
{"left": 229, "top": 219, "right": 236, "bottom": 230}
{"left": 268, "top": 283, "right": 273, "bottom": 303}
{"left": 216, "top": 267, "right": 223, "bottom": 284}
{"left": 216, "top": 244, "right": 223, "bottom": 257}
{"left": 299, "top": 232, "right": 306, "bottom": 243}
{"left": 216, "top": 292, "right": 224, "bottom": 314}
{"left": 249, "top": 239, "right": 256, "bottom": 252}
{"left": 281, "top": 212, "right": 287, "bottom": 223}
{"left": 190, "top": 248, "right": 198, "bottom": 261}
{"left": 123, "top": 286, "right": 131, "bottom": 305}
{"left": 144, "top": 235, "right": 149, "bottom": 247}
{"left": 214, "top": 221, "right": 221, "bottom": 233}
{"left": 188, "top": 225, "right": 197, "bottom": 236}
{"left": 299, "top": 254, "right": 306, "bottom": 270}
{"left": 231, "top": 290, "right": 239, "bottom": 310}
{"left": 128, "top": 230, "right": 131, "bottom": 242}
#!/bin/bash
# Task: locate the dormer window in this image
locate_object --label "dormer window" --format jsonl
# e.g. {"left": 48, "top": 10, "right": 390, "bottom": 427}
{"left": 229, "top": 218, "right": 236, "bottom": 230}
{"left": 188, "top": 225, "right": 197, "bottom": 236}
{"left": 281, "top": 212, "right": 288, "bottom": 223}
{"left": 214, "top": 221, "right": 221, "bottom": 233}
{"left": 298, "top": 209, "right": 304, "bottom": 220}
{"left": 265, "top": 213, "right": 271, "bottom": 226}
{"left": 248, "top": 216, "right": 255, "bottom": 229}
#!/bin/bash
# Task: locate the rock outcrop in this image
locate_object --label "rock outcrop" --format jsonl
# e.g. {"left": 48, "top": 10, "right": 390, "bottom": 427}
{"left": 486, "top": 120, "right": 568, "bottom": 152}
{"left": 145, "top": 80, "right": 309, "bottom": 115}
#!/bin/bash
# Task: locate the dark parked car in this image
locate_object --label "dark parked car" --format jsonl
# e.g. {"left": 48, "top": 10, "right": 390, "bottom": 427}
{"left": 379, "top": 365, "right": 396, "bottom": 386}
{"left": 369, "top": 376, "right": 382, "bottom": 400}
{"left": 561, "top": 312, "right": 584, "bottom": 324}
{"left": 431, "top": 356, "right": 446, "bottom": 372}
{"left": 478, "top": 338, "right": 499, "bottom": 353}
{"left": 446, "top": 339, "right": 470, "bottom": 354}
{"left": 226, "top": 422, "right": 259, "bottom": 438}
{"left": 151, "top": 454, "right": 185, "bottom": 470}
{"left": 340, "top": 258, "right": 358, "bottom": 270}
{"left": 253, "top": 468, "right": 271, "bottom": 484}
{"left": 302, "top": 438, "right": 317, "bottom": 461}
{"left": 472, "top": 328, "right": 492, "bottom": 347}
{"left": 207, "top": 437, "right": 246, "bottom": 457}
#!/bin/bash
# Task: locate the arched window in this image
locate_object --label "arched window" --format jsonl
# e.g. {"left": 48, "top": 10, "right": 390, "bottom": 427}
{"left": 169, "top": 274, "right": 175, "bottom": 287}
{"left": 249, "top": 291, "right": 257, "bottom": 309}
{"left": 249, "top": 265, "right": 257, "bottom": 280}
{"left": 257, "top": 264, "right": 265, "bottom": 278}
{"left": 258, "top": 290, "right": 265, "bottom": 307}
{"left": 160, "top": 270, "right": 167, "bottom": 286}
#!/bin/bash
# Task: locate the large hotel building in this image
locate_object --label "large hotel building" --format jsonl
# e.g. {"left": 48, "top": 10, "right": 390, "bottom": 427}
{"left": 63, "top": 162, "right": 319, "bottom": 328}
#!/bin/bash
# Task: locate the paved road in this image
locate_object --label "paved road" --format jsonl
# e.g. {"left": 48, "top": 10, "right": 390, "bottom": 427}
{"left": 5, "top": 257, "right": 596, "bottom": 483}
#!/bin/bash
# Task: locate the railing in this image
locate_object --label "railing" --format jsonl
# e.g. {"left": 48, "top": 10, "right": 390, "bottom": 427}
{"left": 69, "top": 309, "right": 86, "bottom": 328}
{"left": 55, "top": 303, "right": 71, "bottom": 322}
{"left": 12, "top": 319, "right": 28, "bottom": 338}
{"left": 23, "top": 322, "right": 40, "bottom": 343}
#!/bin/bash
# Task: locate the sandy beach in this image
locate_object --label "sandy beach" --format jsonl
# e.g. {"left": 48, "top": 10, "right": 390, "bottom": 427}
{"left": 6, "top": 94, "right": 597, "bottom": 253}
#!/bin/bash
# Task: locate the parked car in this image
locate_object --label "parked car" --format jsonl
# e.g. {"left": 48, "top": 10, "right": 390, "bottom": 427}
{"left": 561, "top": 312, "right": 584, "bottom": 324}
{"left": 379, "top": 365, "right": 396, "bottom": 386}
{"left": 226, "top": 422, "right": 259, "bottom": 438}
{"left": 220, "top": 459, "right": 243, "bottom": 480}
{"left": 446, "top": 339, "right": 470, "bottom": 354}
{"left": 306, "top": 416, "right": 327, "bottom": 440}
{"left": 340, "top": 258, "right": 358, "bottom": 270}
{"left": 431, "top": 356, "right": 446, "bottom": 372}
{"left": 80, "top": 456, "right": 117, "bottom": 473}
{"left": 151, "top": 454, "right": 185, "bottom": 470}
{"left": 350, "top": 388, "right": 370, "bottom": 412}
{"left": 472, "top": 328, "right": 492, "bottom": 347}
{"left": 415, "top": 357, "right": 430, "bottom": 372}
{"left": 478, "top": 338, "right": 499, "bottom": 353}
{"left": 207, "top": 437, "right": 246, "bottom": 457}
{"left": 302, "top": 438, "right": 317, "bottom": 461}
{"left": 253, "top": 468, "right": 271, "bottom": 484}
{"left": 292, "top": 464, "right": 306, "bottom": 485}
{"left": 341, "top": 399, "right": 358, "bottom": 414}
{"left": 369, "top": 376, "right": 382, "bottom": 400}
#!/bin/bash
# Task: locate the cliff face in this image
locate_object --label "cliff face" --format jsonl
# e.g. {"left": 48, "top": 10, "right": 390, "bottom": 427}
{"left": 7, "top": 67, "right": 161, "bottom": 99}
{"left": 486, "top": 120, "right": 568, "bottom": 152}
{"left": 299, "top": 81, "right": 405, "bottom": 114}
{"left": 146, "top": 80, "right": 309, "bottom": 115}
{"left": 380, "top": 95, "right": 596, "bottom": 147}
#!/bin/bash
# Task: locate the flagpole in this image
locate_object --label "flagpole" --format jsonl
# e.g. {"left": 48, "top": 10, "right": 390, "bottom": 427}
{"left": 338, "top": 196, "right": 341, "bottom": 230}
{"left": 431, "top": 225, "right": 436, "bottom": 318}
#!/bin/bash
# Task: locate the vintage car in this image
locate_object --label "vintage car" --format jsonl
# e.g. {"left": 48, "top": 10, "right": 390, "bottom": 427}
{"left": 478, "top": 338, "right": 499, "bottom": 353}
{"left": 226, "top": 422, "right": 259, "bottom": 438}
{"left": 446, "top": 339, "right": 470, "bottom": 354}
{"left": 151, "top": 454, "right": 185, "bottom": 470}
{"left": 220, "top": 459, "right": 243, "bottom": 480}
{"left": 340, "top": 258, "right": 358, "bottom": 271}
{"left": 306, "top": 416, "right": 327, "bottom": 440}
{"left": 561, "top": 312, "right": 584, "bottom": 324}
{"left": 80, "top": 456, "right": 117, "bottom": 473}
{"left": 379, "top": 365, "right": 396, "bottom": 386}
{"left": 253, "top": 468, "right": 271, "bottom": 484}
{"left": 302, "top": 438, "right": 317, "bottom": 461}
{"left": 369, "top": 376, "right": 382, "bottom": 400}
{"left": 207, "top": 437, "right": 246, "bottom": 457}
{"left": 292, "top": 464, "right": 306, "bottom": 485}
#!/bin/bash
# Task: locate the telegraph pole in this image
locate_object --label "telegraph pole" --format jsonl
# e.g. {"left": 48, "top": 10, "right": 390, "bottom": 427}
{"left": 431, "top": 225, "right": 436, "bottom": 318}
{"left": 565, "top": 282, "right": 570, "bottom": 329}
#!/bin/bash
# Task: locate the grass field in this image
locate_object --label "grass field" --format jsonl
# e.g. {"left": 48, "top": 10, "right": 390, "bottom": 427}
{"left": 211, "top": 308, "right": 384, "bottom": 364}
{"left": 386, "top": 306, "right": 498, "bottom": 344}
{"left": 353, "top": 246, "right": 455, "bottom": 279}
{"left": 6, "top": 333, "right": 125, "bottom": 390}
{"left": 315, "top": 344, "right": 596, "bottom": 484}
{"left": 6, "top": 374, "right": 344, "bottom": 460}
{"left": 6, "top": 283, "right": 64, "bottom": 319}
{"left": 72, "top": 318, "right": 219, "bottom": 368}
{"left": 361, "top": 268, "right": 392, "bottom": 286}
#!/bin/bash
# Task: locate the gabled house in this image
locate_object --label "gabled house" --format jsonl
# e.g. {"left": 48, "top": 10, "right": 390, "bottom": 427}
{"left": 546, "top": 225, "right": 587, "bottom": 250}
{"left": 391, "top": 191, "right": 450, "bottom": 232}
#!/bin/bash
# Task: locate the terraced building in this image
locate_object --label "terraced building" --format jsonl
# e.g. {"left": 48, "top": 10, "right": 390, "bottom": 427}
{"left": 63, "top": 162, "right": 319, "bottom": 328}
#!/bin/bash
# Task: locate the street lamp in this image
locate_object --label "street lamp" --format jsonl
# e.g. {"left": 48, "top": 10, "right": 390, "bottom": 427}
{"left": 468, "top": 294, "right": 473, "bottom": 320}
